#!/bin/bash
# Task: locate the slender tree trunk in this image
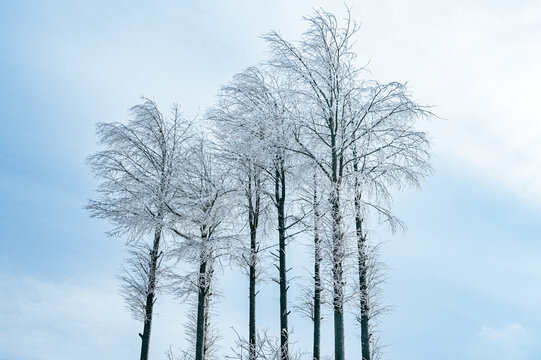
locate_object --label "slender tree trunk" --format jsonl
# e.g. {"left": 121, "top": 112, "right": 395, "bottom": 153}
{"left": 356, "top": 216, "right": 370, "bottom": 360}
{"left": 312, "top": 181, "right": 321, "bottom": 360}
{"left": 275, "top": 165, "right": 289, "bottom": 360}
{"left": 203, "top": 262, "right": 213, "bottom": 357}
{"left": 330, "top": 128, "right": 345, "bottom": 360}
{"left": 313, "top": 235, "right": 322, "bottom": 360}
{"left": 353, "top": 152, "right": 371, "bottom": 360}
{"left": 195, "top": 235, "right": 209, "bottom": 360}
{"left": 249, "top": 224, "right": 257, "bottom": 360}
{"left": 139, "top": 226, "right": 162, "bottom": 360}
{"left": 330, "top": 186, "right": 345, "bottom": 360}
{"left": 313, "top": 248, "right": 321, "bottom": 360}
{"left": 247, "top": 168, "right": 260, "bottom": 360}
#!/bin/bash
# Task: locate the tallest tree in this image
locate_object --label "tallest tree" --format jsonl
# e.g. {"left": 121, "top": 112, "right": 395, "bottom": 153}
{"left": 264, "top": 8, "right": 432, "bottom": 360}
{"left": 263, "top": 11, "right": 361, "bottom": 360}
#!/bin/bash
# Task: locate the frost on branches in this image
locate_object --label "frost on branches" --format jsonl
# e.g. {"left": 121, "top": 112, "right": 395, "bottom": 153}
{"left": 87, "top": 7, "right": 432, "bottom": 360}
{"left": 87, "top": 99, "right": 192, "bottom": 360}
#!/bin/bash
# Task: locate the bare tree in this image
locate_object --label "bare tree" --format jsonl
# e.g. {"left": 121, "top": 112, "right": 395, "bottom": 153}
{"left": 349, "top": 80, "right": 431, "bottom": 360}
{"left": 87, "top": 8, "right": 432, "bottom": 360}
{"left": 167, "top": 136, "right": 231, "bottom": 360}
{"left": 239, "top": 159, "right": 265, "bottom": 360}
{"left": 209, "top": 66, "right": 297, "bottom": 360}
{"left": 292, "top": 166, "right": 328, "bottom": 360}
{"left": 310, "top": 172, "right": 323, "bottom": 360}
{"left": 208, "top": 74, "right": 272, "bottom": 360}
{"left": 264, "top": 9, "right": 432, "bottom": 360}
{"left": 87, "top": 98, "right": 191, "bottom": 360}
{"left": 263, "top": 11, "right": 363, "bottom": 360}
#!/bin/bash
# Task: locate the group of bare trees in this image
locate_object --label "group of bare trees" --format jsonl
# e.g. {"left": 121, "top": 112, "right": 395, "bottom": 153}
{"left": 88, "top": 8, "right": 431, "bottom": 360}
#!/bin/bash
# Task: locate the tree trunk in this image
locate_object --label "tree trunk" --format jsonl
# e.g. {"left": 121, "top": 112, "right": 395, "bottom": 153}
{"left": 249, "top": 224, "right": 257, "bottom": 360}
{"left": 203, "top": 264, "right": 213, "bottom": 357}
{"left": 247, "top": 168, "right": 260, "bottom": 360}
{"left": 333, "top": 301, "right": 345, "bottom": 360}
{"left": 195, "top": 241, "right": 209, "bottom": 360}
{"left": 139, "top": 226, "right": 162, "bottom": 360}
{"left": 330, "top": 187, "right": 345, "bottom": 360}
{"left": 356, "top": 215, "right": 370, "bottom": 360}
{"left": 313, "top": 235, "right": 321, "bottom": 360}
{"left": 312, "top": 183, "right": 321, "bottom": 360}
{"left": 330, "top": 128, "right": 345, "bottom": 360}
{"left": 353, "top": 153, "right": 371, "bottom": 360}
{"left": 275, "top": 165, "right": 289, "bottom": 360}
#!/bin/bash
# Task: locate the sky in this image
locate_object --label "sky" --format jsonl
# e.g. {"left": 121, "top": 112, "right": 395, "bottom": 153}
{"left": 1, "top": 0, "right": 541, "bottom": 359}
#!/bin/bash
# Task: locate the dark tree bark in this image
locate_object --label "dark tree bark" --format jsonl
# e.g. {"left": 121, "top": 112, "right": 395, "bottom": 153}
{"left": 330, "top": 187, "right": 345, "bottom": 360}
{"left": 139, "top": 226, "right": 162, "bottom": 360}
{"left": 330, "top": 123, "right": 345, "bottom": 360}
{"left": 312, "top": 184, "right": 322, "bottom": 360}
{"left": 249, "top": 241, "right": 257, "bottom": 360}
{"left": 195, "top": 260, "right": 208, "bottom": 360}
{"left": 195, "top": 232, "right": 211, "bottom": 360}
{"left": 353, "top": 182, "right": 371, "bottom": 360}
{"left": 356, "top": 216, "right": 370, "bottom": 360}
{"left": 313, "top": 255, "right": 321, "bottom": 360}
{"left": 275, "top": 162, "right": 289, "bottom": 360}
{"left": 247, "top": 168, "right": 261, "bottom": 360}
{"left": 203, "top": 267, "right": 213, "bottom": 357}
{"left": 353, "top": 151, "right": 371, "bottom": 360}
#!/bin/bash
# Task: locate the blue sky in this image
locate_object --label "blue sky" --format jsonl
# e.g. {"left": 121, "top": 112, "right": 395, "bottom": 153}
{"left": 1, "top": 1, "right": 541, "bottom": 359}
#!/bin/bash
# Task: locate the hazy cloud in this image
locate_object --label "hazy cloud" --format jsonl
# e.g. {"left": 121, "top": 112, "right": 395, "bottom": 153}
{"left": 472, "top": 323, "right": 532, "bottom": 359}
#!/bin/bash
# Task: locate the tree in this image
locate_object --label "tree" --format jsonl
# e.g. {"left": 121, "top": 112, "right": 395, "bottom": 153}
{"left": 208, "top": 67, "right": 297, "bottom": 360}
{"left": 208, "top": 74, "right": 271, "bottom": 360}
{"left": 309, "top": 171, "right": 324, "bottom": 360}
{"left": 87, "top": 8, "right": 433, "bottom": 360}
{"left": 349, "top": 80, "right": 431, "bottom": 360}
{"left": 87, "top": 99, "right": 190, "bottom": 360}
{"left": 264, "top": 9, "right": 431, "bottom": 360}
{"left": 167, "top": 136, "right": 231, "bottom": 360}
{"left": 292, "top": 166, "right": 328, "bottom": 360}
{"left": 263, "top": 11, "right": 362, "bottom": 360}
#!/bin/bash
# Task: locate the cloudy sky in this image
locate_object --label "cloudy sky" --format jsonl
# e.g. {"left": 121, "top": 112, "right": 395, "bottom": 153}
{"left": 1, "top": 1, "right": 541, "bottom": 359}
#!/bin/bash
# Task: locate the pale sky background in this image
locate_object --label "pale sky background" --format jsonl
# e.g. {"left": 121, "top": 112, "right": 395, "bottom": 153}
{"left": 1, "top": 1, "right": 541, "bottom": 360}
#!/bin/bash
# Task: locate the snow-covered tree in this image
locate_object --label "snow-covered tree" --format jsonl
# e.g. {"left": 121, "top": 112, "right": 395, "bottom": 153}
{"left": 87, "top": 98, "right": 191, "bottom": 360}
{"left": 167, "top": 136, "right": 232, "bottom": 360}
{"left": 264, "top": 9, "right": 432, "bottom": 360}
{"left": 348, "top": 80, "right": 431, "bottom": 360}
{"left": 87, "top": 8, "right": 433, "bottom": 360}
{"left": 292, "top": 166, "right": 328, "bottom": 360}
{"left": 207, "top": 70, "right": 272, "bottom": 360}
{"left": 263, "top": 11, "right": 363, "bottom": 360}
{"left": 208, "top": 66, "right": 298, "bottom": 360}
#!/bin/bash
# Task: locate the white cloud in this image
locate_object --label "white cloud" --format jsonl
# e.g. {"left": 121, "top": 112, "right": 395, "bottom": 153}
{"left": 0, "top": 276, "right": 138, "bottom": 360}
{"left": 351, "top": 0, "right": 541, "bottom": 205}
{"left": 479, "top": 323, "right": 526, "bottom": 342}
{"left": 471, "top": 323, "right": 532, "bottom": 359}
{"left": 0, "top": 274, "right": 196, "bottom": 360}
